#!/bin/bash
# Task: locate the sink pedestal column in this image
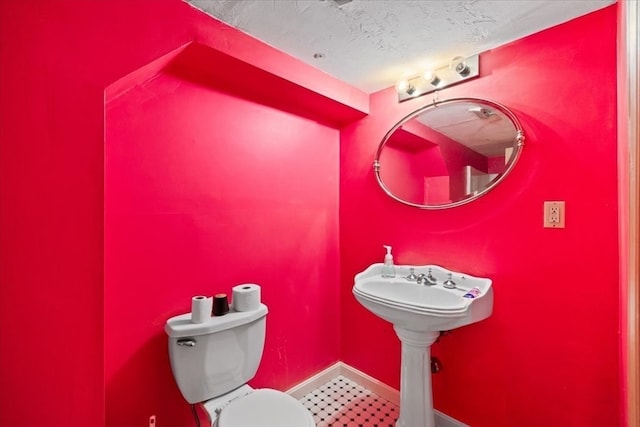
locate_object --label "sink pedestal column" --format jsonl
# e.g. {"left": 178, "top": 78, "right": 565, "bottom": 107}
{"left": 393, "top": 327, "right": 440, "bottom": 427}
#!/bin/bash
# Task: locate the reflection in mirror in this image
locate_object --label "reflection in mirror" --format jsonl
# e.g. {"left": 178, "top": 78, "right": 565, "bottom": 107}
{"left": 374, "top": 98, "right": 524, "bottom": 209}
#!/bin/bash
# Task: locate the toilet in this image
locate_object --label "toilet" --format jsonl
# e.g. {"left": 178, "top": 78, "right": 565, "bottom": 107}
{"left": 165, "top": 303, "right": 315, "bottom": 427}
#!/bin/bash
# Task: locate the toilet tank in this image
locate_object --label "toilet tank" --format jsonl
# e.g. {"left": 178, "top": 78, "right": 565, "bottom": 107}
{"left": 165, "top": 304, "right": 268, "bottom": 404}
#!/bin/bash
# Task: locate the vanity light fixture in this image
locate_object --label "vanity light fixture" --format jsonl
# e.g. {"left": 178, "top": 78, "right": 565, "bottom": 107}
{"left": 423, "top": 70, "right": 441, "bottom": 87}
{"left": 395, "top": 79, "right": 417, "bottom": 96}
{"left": 396, "top": 54, "right": 480, "bottom": 102}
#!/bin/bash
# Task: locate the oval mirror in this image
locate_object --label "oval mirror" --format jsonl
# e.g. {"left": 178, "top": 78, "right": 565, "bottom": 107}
{"left": 374, "top": 97, "right": 525, "bottom": 209}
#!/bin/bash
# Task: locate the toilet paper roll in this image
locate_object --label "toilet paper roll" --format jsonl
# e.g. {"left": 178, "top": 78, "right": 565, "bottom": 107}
{"left": 232, "top": 284, "right": 261, "bottom": 312}
{"left": 191, "top": 295, "right": 213, "bottom": 323}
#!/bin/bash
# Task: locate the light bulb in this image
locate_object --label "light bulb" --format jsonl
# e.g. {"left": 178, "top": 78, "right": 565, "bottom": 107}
{"left": 423, "top": 70, "right": 441, "bottom": 87}
{"left": 395, "top": 79, "right": 410, "bottom": 93}
{"left": 450, "top": 56, "right": 471, "bottom": 76}
{"left": 395, "top": 79, "right": 416, "bottom": 95}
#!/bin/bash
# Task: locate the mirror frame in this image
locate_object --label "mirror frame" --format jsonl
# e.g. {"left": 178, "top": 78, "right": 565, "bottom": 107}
{"left": 373, "top": 97, "right": 525, "bottom": 209}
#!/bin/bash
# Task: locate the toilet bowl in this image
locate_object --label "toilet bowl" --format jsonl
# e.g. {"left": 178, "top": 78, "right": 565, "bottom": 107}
{"left": 204, "top": 386, "right": 314, "bottom": 427}
{"left": 165, "top": 303, "right": 314, "bottom": 427}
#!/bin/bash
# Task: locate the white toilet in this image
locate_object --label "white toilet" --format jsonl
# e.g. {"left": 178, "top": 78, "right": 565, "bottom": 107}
{"left": 165, "top": 303, "right": 315, "bottom": 427}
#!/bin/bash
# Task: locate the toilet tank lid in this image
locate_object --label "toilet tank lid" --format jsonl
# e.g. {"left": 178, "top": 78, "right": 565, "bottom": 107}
{"left": 165, "top": 304, "right": 268, "bottom": 338}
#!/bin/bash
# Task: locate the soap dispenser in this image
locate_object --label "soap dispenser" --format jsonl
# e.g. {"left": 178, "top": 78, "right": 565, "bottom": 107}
{"left": 381, "top": 245, "right": 396, "bottom": 278}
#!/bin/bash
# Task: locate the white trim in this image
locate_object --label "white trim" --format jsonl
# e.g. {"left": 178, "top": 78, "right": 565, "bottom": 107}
{"left": 287, "top": 361, "right": 469, "bottom": 427}
{"left": 433, "top": 410, "right": 471, "bottom": 427}
{"left": 337, "top": 362, "right": 401, "bottom": 405}
{"left": 619, "top": 1, "right": 640, "bottom": 425}
{"left": 621, "top": 0, "right": 640, "bottom": 425}
{"left": 285, "top": 362, "right": 343, "bottom": 399}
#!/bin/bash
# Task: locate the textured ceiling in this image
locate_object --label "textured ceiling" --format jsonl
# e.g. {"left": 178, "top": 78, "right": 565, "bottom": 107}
{"left": 187, "top": 0, "right": 615, "bottom": 93}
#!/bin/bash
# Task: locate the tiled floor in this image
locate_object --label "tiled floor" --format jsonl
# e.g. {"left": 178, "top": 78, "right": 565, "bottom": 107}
{"left": 299, "top": 375, "right": 399, "bottom": 427}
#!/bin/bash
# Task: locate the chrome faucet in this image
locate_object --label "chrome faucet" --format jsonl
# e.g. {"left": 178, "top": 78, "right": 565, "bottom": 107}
{"left": 443, "top": 273, "right": 456, "bottom": 289}
{"left": 417, "top": 268, "right": 438, "bottom": 286}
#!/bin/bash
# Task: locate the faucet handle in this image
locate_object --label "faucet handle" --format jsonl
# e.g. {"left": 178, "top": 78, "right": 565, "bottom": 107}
{"left": 443, "top": 272, "right": 457, "bottom": 289}
{"left": 406, "top": 267, "right": 418, "bottom": 281}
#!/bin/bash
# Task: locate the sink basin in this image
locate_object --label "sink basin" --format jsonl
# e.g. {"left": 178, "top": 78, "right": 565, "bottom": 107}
{"left": 353, "top": 263, "right": 493, "bottom": 427}
{"left": 353, "top": 263, "right": 493, "bottom": 332}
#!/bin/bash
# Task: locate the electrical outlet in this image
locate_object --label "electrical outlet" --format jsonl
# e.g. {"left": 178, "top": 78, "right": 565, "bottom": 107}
{"left": 544, "top": 201, "right": 565, "bottom": 228}
{"left": 149, "top": 415, "right": 156, "bottom": 427}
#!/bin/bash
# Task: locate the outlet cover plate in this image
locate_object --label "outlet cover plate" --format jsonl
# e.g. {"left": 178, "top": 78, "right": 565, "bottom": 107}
{"left": 544, "top": 201, "right": 565, "bottom": 228}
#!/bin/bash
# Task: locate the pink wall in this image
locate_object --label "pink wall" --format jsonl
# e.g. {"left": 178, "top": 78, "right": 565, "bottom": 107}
{"left": 105, "top": 68, "right": 341, "bottom": 426}
{"left": 0, "top": 2, "right": 107, "bottom": 426}
{"left": 0, "top": 1, "right": 359, "bottom": 426}
{"left": 340, "top": 5, "right": 621, "bottom": 427}
{"left": 380, "top": 145, "right": 427, "bottom": 203}
{"left": 0, "top": 1, "right": 625, "bottom": 426}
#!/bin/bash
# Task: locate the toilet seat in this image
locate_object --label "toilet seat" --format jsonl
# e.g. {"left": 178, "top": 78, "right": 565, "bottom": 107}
{"left": 217, "top": 389, "right": 314, "bottom": 427}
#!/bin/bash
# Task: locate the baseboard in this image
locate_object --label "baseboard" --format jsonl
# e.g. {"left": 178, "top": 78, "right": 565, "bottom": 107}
{"left": 336, "top": 362, "right": 400, "bottom": 405}
{"left": 285, "top": 362, "right": 343, "bottom": 399}
{"left": 286, "top": 361, "right": 469, "bottom": 427}
{"left": 434, "top": 409, "right": 471, "bottom": 427}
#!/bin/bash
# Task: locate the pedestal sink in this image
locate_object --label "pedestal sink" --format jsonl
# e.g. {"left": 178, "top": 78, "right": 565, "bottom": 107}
{"left": 353, "top": 263, "right": 493, "bottom": 427}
